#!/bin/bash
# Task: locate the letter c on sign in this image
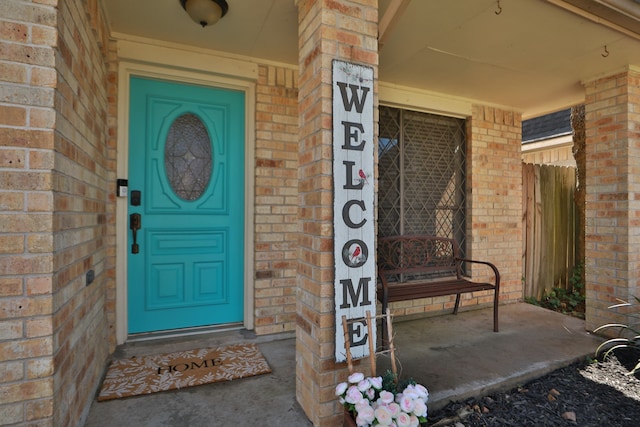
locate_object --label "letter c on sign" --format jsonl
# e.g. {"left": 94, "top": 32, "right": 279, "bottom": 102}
{"left": 342, "top": 200, "right": 366, "bottom": 229}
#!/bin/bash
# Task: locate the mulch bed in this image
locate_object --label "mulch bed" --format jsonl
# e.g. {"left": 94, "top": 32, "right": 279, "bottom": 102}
{"left": 428, "top": 349, "right": 640, "bottom": 426}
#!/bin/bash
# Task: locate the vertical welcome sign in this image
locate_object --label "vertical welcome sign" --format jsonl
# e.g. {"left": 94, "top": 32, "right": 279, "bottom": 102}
{"left": 333, "top": 60, "right": 376, "bottom": 362}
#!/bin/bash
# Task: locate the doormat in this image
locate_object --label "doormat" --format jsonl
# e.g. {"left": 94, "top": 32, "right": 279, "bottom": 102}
{"left": 97, "top": 343, "right": 271, "bottom": 401}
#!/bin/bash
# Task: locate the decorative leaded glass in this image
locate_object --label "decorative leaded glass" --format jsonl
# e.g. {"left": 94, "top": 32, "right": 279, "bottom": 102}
{"left": 165, "top": 113, "right": 213, "bottom": 201}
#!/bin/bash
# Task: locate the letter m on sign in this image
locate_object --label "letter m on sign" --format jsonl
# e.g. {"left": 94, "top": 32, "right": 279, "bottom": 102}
{"left": 339, "top": 278, "right": 371, "bottom": 309}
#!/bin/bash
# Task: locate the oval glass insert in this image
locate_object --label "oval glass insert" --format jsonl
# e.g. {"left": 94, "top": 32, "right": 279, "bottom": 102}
{"left": 164, "top": 113, "right": 213, "bottom": 201}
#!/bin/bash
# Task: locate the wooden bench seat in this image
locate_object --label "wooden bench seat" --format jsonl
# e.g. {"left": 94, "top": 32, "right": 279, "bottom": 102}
{"left": 377, "top": 235, "right": 500, "bottom": 332}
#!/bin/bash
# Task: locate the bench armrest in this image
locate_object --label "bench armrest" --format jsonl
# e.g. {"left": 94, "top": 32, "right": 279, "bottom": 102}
{"left": 377, "top": 267, "right": 390, "bottom": 291}
{"left": 455, "top": 258, "right": 500, "bottom": 291}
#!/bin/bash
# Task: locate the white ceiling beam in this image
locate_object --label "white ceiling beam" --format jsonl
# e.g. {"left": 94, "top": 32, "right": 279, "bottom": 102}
{"left": 545, "top": 0, "right": 640, "bottom": 41}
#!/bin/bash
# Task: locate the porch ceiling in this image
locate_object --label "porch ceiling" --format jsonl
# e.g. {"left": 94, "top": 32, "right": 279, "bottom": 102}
{"left": 104, "top": 0, "right": 640, "bottom": 119}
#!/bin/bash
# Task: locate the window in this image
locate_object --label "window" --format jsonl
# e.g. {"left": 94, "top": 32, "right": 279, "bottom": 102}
{"left": 378, "top": 106, "right": 467, "bottom": 252}
{"left": 165, "top": 113, "right": 213, "bottom": 201}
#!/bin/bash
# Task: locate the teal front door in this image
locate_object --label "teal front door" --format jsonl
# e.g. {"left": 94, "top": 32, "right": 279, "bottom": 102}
{"left": 127, "top": 76, "right": 245, "bottom": 334}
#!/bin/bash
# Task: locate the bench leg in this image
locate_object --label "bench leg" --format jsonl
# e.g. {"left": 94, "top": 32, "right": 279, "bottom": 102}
{"left": 493, "top": 293, "right": 499, "bottom": 332}
{"left": 453, "top": 294, "right": 461, "bottom": 314}
{"left": 381, "top": 300, "right": 389, "bottom": 349}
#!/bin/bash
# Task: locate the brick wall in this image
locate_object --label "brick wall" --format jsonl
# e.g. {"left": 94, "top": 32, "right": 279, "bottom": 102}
{"left": 0, "top": 0, "right": 57, "bottom": 424}
{"left": 52, "top": 0, "right": 111, "bottom": 425}
{"left": 254, "top": 65, "right": 299, "bottom": 335}
{"left": 583, "top": 68, "right": 640, "bottom": 332}
{"left": 296, "top": 1, "right": 379, "bottom": 425}
{"left": 0, "top": 0, "right": 111, "bottom": 425}
{"left": 104, "top": 39, "right": 118, "bottom": 352}
{"left": 467, "top": 106, "right": 523, "bottom": 306}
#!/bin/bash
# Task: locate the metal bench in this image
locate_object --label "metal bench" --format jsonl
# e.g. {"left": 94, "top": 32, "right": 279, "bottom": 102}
{"left": 377, "top": 235, "right": 500, "bottom": 332}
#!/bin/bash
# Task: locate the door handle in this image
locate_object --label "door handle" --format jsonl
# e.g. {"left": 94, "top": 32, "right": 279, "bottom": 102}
{"left": 130, "top": 213, "right": 141, "bottom": 254}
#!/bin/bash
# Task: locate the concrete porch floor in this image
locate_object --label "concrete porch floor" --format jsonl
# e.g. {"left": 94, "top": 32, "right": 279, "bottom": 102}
{"left": 84, "top": 303, "right": 602, "bottom": 426}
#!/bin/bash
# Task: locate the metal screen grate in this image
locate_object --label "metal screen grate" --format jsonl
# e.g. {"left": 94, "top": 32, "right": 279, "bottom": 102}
{"left": 378, "top": 106, "right": 467, "bottom": 254}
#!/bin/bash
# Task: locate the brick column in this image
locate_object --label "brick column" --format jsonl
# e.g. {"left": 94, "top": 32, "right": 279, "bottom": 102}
{"left": 467, "top": 106, "right": 523, "bottom": 305}
{"left": 52, "top": 0, "right": 111, "bottom": 425}
{"left": 0, "top": 1, "right": 57, "bottom": 424}
{"left": 583, "top": 68, "right": 640, "bottom": 332}
{"left": 296, "top": 1, "right": 378, "bottom": 425}
{"left": 1, "top": 0, "right": 111, "bottom": 425}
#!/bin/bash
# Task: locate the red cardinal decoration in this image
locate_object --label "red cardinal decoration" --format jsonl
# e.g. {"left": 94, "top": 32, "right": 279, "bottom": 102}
{"left": 358, "top": 169, "right": 369, "bottom": 185}
{"left": 350, "top": 245, "right": 361, "bottom": 261}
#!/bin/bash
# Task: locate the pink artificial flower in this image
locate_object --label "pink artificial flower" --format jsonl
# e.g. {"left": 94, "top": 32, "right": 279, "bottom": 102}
{"left": 357, "top": 379, "right": 371, "bottom": 392}
{"left": 374, "top": 405, "right": 393, "bottom": 425}
{"left": 369, "top": 376, "right": 383, "bottom": 390}
{"left": 366, "top": 387, "right": 376, "bottom": 400}
{"left": 379, "top": 390, "right": 395, "bottom": 405}
{"left": 355, "top": 415, "right": 368, "bottom": 427}
{"left": 401, "top": 387, "right": 420, "bottom": 400}
{"left": 345, "top": 385, "right": 363, "bottom": 404}
{"left": 412, "top": 399, "right": 427, "bottom": 418}
{"left": 409, "top": 415, "right": 420, "bottom": 427}
{"left": 355, "top": 400, "right": 371, "bottom": 413}
{"left": 398, "top": 395, "right": 415, "bottom": 413}
{"left": 396, "top": 412, "right": 412, "bottom": 427}
{"left": 348, "top": 372, "right": 365, "bottom": 384}
{"left": 356, "top": 405, "right": 375, "bottom": 425}
{"left": 413, "top": 384, "right": 429, "bottom": 401}
{"left": 335, "top": 382, "right": 348, "bottom": 396}
{"left": 387, "top": 402, "right": 401, "bottom": 418}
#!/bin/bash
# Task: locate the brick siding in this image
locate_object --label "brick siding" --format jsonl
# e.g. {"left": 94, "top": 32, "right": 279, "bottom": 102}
{"left": 254, "top": 65, "right": 299, "bottom": 335}
{"left": 467, "top": 106, "right": 524, "bottom": 305}
{"left": 0, "top": 0, "right": 57, "bottom": 424}
{"left": 52, "top": 0, "right": 110, "bottom": 425}
{"left": 0, "top": 2, "right": 583, "bottom": 427}
{"left": 104, "top": 39, "right": 118, "bottom": 352}
{"left": 583, "top": 68, "right": 640, "bottom": 332}
{"left": 0, "top": 0, "right": 111, "bottom": 425}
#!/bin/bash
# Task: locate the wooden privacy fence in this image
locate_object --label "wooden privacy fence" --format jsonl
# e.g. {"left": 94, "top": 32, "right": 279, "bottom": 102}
{"left": 522, "top": 163, "right": 577, "bottom": 300}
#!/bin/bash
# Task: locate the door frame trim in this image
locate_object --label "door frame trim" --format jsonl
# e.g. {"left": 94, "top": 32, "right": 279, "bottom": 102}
{"left": 116, "top": 58, "right": 256, "bottom": 345}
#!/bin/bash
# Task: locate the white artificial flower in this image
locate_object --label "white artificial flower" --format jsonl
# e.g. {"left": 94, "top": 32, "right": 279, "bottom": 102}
{"left": 345, "top": 385, "right": 363, "bottom": 404}
{"left": 413, "top": 383, "right": 429, "bottom": 401}
{"left": 356, "top": 404, "right": 375, "bottom": 425}
{"left": 398, "top": 395, "right": 415, "bottom": 413}
{"left": 374, "top": 405, "right": 393, "bottom": 425}
{"left": 357, "top": 379, "right": 371, "bottom": 392}
{"left": 396, "top": 412, "right": 412, "bottom": 427}
{"left": 369, "top": 376, "right": 383, "bottom": 390}
{"left": 348, "top": 372, "right": 365, "bottom": 384}
{"left": 379, "top": 390, "right": 394, "bottom": 405}
{"left": 412, "top": 398, "right": 427, "bottom": 418}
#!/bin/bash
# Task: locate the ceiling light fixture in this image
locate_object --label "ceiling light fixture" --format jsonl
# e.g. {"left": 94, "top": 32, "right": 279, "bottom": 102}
{"left": 180, "top": 0, "right": 229, "bottom": 28}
